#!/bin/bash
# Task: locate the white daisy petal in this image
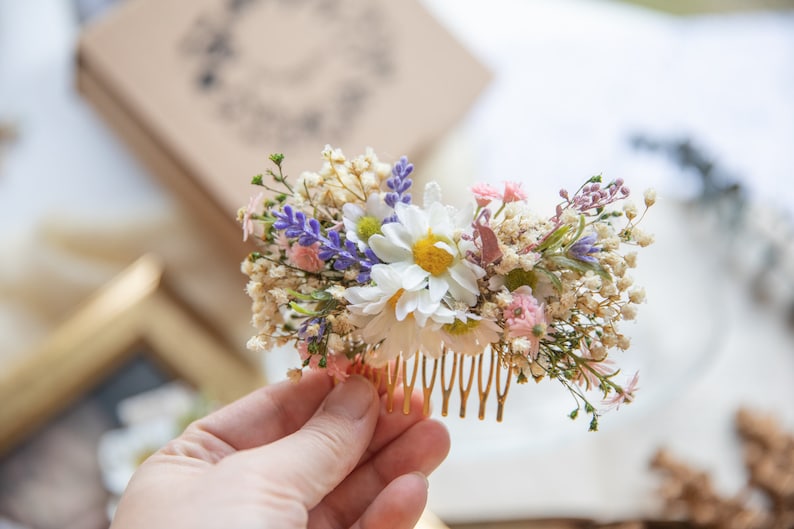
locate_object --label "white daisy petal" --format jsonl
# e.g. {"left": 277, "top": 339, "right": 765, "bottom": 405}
{"left": 396, "top": 204, "right": 427, "bottom": 239}
{"left": 395, "top": 292, "right": 418, "bottom": 321}
{"left": 402, "top": 264, "right": 429, "bottom": 290}
{"left": 428, "top": 275, "right": 449, "bottom": 301}
{"left": 449, "top": 262, "right": 481, "bottom": 296}
{"left": 370, "top": 233, "right": 410, "bottom": 262}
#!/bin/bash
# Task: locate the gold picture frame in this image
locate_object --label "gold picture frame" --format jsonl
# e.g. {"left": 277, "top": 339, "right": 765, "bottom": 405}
{"left": 0, "top": 253, "right": 264, "bottom": 457}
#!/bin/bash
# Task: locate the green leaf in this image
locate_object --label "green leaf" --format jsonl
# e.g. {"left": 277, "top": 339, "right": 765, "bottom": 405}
{"left": 289, "top": 302, "right": 320, "bottom": 316}
{"left": 310, "top": 290, "right": 333, "bottom": 301}
{"left": 287, "top": 289, "right": 315, "bottom": 301}
{"left": 546, "top": 255, "right": 611, "bottom": 280}
{"left": 537, "top": 225, "right": 570, "bottom": 252}
{"left": 533, "top": 266, "right": 563, "bottom": 292}
{"left": 546, "top": 255, "right": 590, "bottom": 273}
{"left": 571, "top": 214, "right": 586, "bottom": 244}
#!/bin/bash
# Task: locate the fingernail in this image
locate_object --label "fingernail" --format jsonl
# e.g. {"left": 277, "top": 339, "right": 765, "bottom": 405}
{"left": 411, "top": 471, "right": 429, "bottom": 490}
{"left": 324, "top": 376, "right": 374, "bottom": 420}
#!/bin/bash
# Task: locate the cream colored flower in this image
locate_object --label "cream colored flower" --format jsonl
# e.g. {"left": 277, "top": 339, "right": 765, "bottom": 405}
{"left": 344, "top": 263, "right": 454, "bottom": 366}
{"left": 435, "top": 312, "right": 501, "bottom": 356}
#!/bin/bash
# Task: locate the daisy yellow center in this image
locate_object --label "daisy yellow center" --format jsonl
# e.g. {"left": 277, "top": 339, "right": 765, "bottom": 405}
{"left": 412, "top": 232, "right": 453, "bottom": 276}
{"left": 356, "top": 216, "right": 382, "bottom": 242}
{"left": 444, "top": 318, "right": 480, "bottom": 336}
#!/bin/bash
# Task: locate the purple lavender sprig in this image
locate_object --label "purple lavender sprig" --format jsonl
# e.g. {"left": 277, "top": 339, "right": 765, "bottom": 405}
{"left": 385, "top": 156, "right": 414, "bottom": 208}
{"left": 272, "top": 205, "right": 379, "bottom": 282}
{"left": 559, "top": 177, "right": 630, "bottom": 218}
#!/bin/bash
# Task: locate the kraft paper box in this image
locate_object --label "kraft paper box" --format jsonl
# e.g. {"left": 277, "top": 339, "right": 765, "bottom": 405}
{"left": 77, "top": 0, "right": 490, "bottom": 260}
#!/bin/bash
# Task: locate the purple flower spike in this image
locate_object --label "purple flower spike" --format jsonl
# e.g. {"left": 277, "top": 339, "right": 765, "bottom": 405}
{"left": 569, "top": 234, "right": 601, "bottom": 264}
{"left": 272, "top": 206, "right": 381, "bottom": 281}
{"left": 385, "top": 155, "right": 413, "bottom": 208}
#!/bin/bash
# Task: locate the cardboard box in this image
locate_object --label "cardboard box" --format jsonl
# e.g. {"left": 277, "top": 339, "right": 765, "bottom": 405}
{"left": 77, "top": 0, "right": 490, "bottom": 261}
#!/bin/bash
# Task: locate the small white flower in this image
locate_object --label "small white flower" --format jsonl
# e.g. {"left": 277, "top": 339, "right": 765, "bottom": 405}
{"left": 247, "top": 334, "right": 273, "bottom": 352}
{"left": 326, "top": 285, "right": 347, "bottom": 301}
{"left": 621, "top": 303, "right": 638, "bottom": 320}
{"left": 628, "top": 287, "right": 646, "bottom": 304}
{"left": 623, "top": 201, "right": 638, "bottom": 220}
{"left": 643, "top": 188, "right": 657, "bottom": 207}
{"left": 342, "top": 193, "right": 392, "bottom": 250}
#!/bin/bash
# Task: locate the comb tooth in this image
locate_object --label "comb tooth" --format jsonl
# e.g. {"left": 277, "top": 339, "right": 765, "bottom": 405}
{"left": 458, "top": 354, "right": 475, "bottom": 419}
{"left": 402, "top": 355, "right": 419, "bottom": 415}
{"left": 439, "top": 350, "right": 457, "bottom": 417}
{"left": 377, "top": 348, "right": 513, "bottom": 422}
{"left": 385, "top": 357, "right": 401, "bottom": 413}
{"left": 477, "top": 349, "right": 496, "bottom": 420}
{"left": 421, "top": 355, "right": 439, "bottom": 416}
{"left": 495, "top": 350, "right": 513, "bottom": 422}
{"left": 373, "top": 365, "right": 383, "bottom": 391}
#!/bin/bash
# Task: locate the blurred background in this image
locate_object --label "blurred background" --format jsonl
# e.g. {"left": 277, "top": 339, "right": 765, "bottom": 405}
{"left": 2, "top": 0, "right": 794, "bottom": 528}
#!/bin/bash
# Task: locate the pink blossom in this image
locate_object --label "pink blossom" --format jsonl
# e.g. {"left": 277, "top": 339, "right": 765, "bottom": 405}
{"left": 575, "top": 340, "right": 615, "bottom": 391}
{"left": 242, "top": 191, "right": 264, "bottom": 241}
{"left": 471, "top": 182, "right": 502, "bottom": 207}
{"left": 297, "top": 342, "right": 350, "bottom": 382}
{"left": 503, "top": 181, "right": 527, "bottom": 203}
{"left": 503, "top": 286, "right": 550, "bottom": 360}
{"left": 326, "top": 353, "right": 351, "bottom": 382}
{"left": 297, "top": 342, "right": 325, "bottom": 371}
{"left": 603, "top": 371, "right": 640, "bottom": 410}
{"left": 288, "top": 242, "right": 325, "bottom": 273}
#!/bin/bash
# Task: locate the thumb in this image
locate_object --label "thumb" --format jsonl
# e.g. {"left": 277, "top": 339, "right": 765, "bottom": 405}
{"left": 242, "top": 376, "right": 379, "bottom": 508}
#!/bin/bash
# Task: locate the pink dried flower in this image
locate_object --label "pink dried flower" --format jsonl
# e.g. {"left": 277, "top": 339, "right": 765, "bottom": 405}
{"left": 504, "top": 286, "right": 550, "bottom": 360}
{"left": 288, "top": 242, "right": 325, "bottom": 273}
{"left": 471, "top": 182, "right": 502, "bottom": 207}
{"left": 242, "top": 191, "right": 265, "bottom": 241}
{"left": 575, "top": 340, "right": 615, "bottom": 391}
{"left": 297, "top": 343, "right": 350, "bottom": 382}
{"left": 603, "top": 371, "right": 639, "bottom": 410}
{"left": 297, "top": 342, "right": 321, "bottom": 370}
{"left": 503, "top": 181, "right": 527, "bottom": 203}
{"left": 325, "top": 353, "right": 351, "bottom": 382}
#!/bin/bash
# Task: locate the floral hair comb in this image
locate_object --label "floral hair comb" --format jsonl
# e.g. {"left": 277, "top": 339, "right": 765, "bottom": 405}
{"left": 240, "top": 147, "right": 653, "bottom": 429}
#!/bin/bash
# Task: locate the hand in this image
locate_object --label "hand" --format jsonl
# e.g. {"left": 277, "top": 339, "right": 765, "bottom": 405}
{"left": 109, "top": 373, "right": 451, "bottom": 529}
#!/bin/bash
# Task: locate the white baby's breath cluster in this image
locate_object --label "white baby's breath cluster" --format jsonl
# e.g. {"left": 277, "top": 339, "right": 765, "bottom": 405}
{"left": 240, "top": 147, "right": 653, "bottom": 428}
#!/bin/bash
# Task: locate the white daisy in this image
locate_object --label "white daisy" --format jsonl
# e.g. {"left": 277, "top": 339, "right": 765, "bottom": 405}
{"left": 423, "top": 311, "right": 501, "bottom": 356}
{"left": 344, "top": 263, "right": 454, "bottom": 366}
{"left": 368, "top": 201, "right": 484, "bottom": 306}
{"left": 342, "top": 193, "right": 392, "bottom": 250}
